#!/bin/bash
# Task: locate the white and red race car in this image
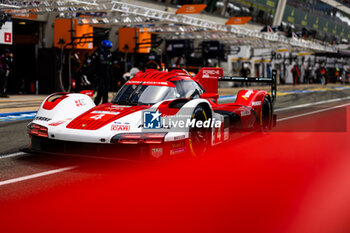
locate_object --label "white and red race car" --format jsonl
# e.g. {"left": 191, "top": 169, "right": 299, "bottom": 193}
{"left": 27, "top": 68, "right": 276, "bottom": 159}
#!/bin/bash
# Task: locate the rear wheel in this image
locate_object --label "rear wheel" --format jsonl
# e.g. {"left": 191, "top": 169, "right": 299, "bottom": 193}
{"left": 260, "top": 97, "right": 272, "bottom": 131}
{"left": 189, "top": 106, "right": 210, "bottom": 157}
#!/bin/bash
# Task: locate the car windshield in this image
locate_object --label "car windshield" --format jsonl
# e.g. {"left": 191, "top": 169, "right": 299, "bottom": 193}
{"left": 112, "top": 80, "right": 205, "bottom": 106}
{"left": 112, "top": 84, "right": 177, "bottom": 105}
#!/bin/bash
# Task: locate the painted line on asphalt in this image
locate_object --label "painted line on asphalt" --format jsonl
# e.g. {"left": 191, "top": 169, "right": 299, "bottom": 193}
{"left": 0, "top": 111, "right": 37, "bottom": 116}
{"left": 0, "top": 97, "right": 42, "bottom": 102}
{"left": 0, "top": 111, "right": 37, "bottom": 122}
{"left": 0, "top": 152, "right": 27, "bottom": 159}
{"left": 278, "top": 86, "right": 350, "bottom": 94}
{"left": 0, "top": 166, "right": 78, "bottom": 187}
{"left": 275, "top": 96, "right": 350, "bottom": 112}
{"left": 277, "top": 102, "right": 350, "bottom": 122}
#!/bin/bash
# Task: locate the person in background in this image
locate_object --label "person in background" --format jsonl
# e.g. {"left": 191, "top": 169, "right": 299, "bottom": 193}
{"left": 240, "top": 63, "right": 251, "bottom": 86}
{"left": 291, "top": 64, "right": 300, "bottom": 85}
{"left": 320, "top": 66, "right": 327, "bottom": 85}
{"left": 90, "top": 40, "right": 113, "bottom": 105}
{"left": 0, "top": 49, "right": 13, "bottom": 98}
{"left": 111, "top": 60, "right": 123, "bottom": 92}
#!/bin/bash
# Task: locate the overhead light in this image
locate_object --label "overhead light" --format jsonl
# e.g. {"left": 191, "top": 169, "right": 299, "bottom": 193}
{"left": 0, "top": 3, "right": 21, "bottom": 9}
{"left": 123, "top": 17, "right": 131, "bottom": 23}
{"left": 69, "top": 0, "right": 98, "bottom": 6}
{"left": 19, "top": 22, "right": 26, "bottom": 25}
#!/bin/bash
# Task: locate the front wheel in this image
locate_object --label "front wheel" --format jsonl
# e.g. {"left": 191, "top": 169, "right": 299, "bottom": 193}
{"left": 189, "top": 106, "right": 210, "bottom": 157}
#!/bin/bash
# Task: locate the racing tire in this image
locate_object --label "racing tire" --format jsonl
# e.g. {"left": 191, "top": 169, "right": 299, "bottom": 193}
{"left": 189, "top": 106, "right": 211, "bottom": 157}
{"left": 259, "top": 97, "right": 272, "bottom": 132}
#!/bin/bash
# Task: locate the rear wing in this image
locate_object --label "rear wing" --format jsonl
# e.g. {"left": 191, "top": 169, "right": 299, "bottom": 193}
{"left": 194, "top": 68, "right": 223, "bottom": 94}
{"left": 219, "top": 70, "right": 277, "bottom": 105}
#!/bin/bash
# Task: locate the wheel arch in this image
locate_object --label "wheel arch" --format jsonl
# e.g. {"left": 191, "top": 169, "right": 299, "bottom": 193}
{"left": 198, "top": 102, "right": 213, "bottom": 119}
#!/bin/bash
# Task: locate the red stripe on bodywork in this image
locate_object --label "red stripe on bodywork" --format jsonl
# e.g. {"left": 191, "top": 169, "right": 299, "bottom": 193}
{"left": 66, "top": 103, "right": 149, "bottom": 130}
{"left": 42, "top": 93, "right": 69, "bottom": 110}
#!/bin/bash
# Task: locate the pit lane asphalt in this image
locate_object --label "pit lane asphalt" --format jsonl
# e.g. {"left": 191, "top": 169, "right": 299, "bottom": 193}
{"left": 0, "top": 88, "right": 349, "bottom": 199}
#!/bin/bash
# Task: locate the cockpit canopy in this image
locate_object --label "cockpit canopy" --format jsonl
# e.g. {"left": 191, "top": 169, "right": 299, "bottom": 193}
{"left": 112, "top": 79, "right": 205, "bottom": 106}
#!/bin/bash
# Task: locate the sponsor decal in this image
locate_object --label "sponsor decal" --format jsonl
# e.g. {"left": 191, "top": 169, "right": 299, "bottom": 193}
{"left": 111, "top": 124, "right": 130, "bottom": 131}
{"left": 202, "top": 69, "right": 220, "bottom": 78}
{"left": 110, "top": 105, "right": 131, "bottom": 111}
{"left": 113, "top": 121, "right": 130, "bottom": 124}
{"left": 242, "top": 90, "right": 254, "bottom": 100}
{"left": 49, "top": 120, "right": 66, "bottom": 126}
{"left": 126, "top": 80, "right": 172, "bottom": 86}
{"left": 252, "top": 101, "right": 261, "bottom": 106}
{"left": 143, "top": 111, "right": 162, "bottom": 129}
{"left": 172, "top": 141, "right": 186, "bottom": 149}
{"left": 203, "top": 70, "right": 220, "bottom": 75}
{"left": 241, "top": 110, "right": 251, "bottom": 117}
{"left": 75, "top": 99, "right": 86, "bottom": 107}
{"left": 151, "top": 148, "right": 163, "bottom": 158}
{"left": 170, "top": 147, "right": 186, "bottom": 155}
{"left": 91, "top": 111, "right": 119, "bottom": 115}
{"left": 34, "top": 116, "right": 51, "bottom": 121}
{"left": 174, "top": 135, "right": 186, "bottom": 141}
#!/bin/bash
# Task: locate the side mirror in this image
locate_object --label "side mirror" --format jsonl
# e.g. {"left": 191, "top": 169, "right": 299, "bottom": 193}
{"left": 80, "top": 90, "right": 94, "bottom": 97}
{"left": 200, "top": 93, "right": 219, "bottom": 103}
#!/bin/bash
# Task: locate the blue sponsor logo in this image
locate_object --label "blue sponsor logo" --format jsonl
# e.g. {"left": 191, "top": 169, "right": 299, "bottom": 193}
{"left": 143, "top": 111, "right": 161, "bottom": 129}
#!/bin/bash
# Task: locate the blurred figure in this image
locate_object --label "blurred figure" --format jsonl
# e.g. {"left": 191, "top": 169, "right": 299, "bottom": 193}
{"left": 129, "top": 67, "right": 140, "bottom": 78}
{"left": 0, "top": 49, "right": 13, "bottom": 97}
{"left": 335, "top": 67, "right": 340, "bottom": 83}
{"left": 319, "top": 67, "right": 327, "bottom": 85}
{"left": 111, "top": 60, "right": 123, "bottom": 92}
{"left": 90, "top": 40, "right": 113, "bottom": 105}
{"left": 121, "top": 67, "right": 140, "bottom": 87}
{"left": 291, "top": 64, "right": 300, "bottom": 85}
{"left": 240, "top": 63, "right": 250, "bottom": 86}
{"left": 266, "top": 64, "right": 272, "bottom": 80}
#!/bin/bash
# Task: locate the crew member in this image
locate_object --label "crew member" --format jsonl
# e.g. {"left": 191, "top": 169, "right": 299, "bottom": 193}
{"left": 0, "top": 49, "right": 13, "bottom": 98}
{"left": 90, "top": 40, "right": 113, "bottom": 105}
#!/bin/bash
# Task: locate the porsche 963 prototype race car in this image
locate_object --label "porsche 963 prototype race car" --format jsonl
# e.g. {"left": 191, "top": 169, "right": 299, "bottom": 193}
{"left": 26, "top": 68, "right": 276, "bottom": 159}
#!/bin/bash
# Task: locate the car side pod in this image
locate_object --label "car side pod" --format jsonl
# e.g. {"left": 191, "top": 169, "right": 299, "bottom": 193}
{"left": 111, "top": 133, "right": 167, "bottom": 144}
